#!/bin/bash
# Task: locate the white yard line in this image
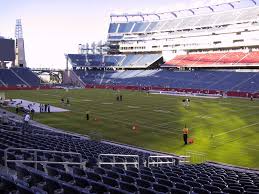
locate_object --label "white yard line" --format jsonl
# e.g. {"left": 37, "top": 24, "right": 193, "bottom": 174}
{"left": 102, "top": 102, "right": 114, "bottom": 105}
{"left": 153, "top": 109, "right": 171, "bottom": 114}
{"left": 214, "top": 122, "right": 259, "bottom": 137}
{"left": 127, "top": 106, "right": 140, "bottom": 109}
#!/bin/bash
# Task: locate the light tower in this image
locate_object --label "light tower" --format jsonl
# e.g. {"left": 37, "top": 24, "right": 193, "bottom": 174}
{"left": 15, "top": 19, "right": 26, "bottom": 67}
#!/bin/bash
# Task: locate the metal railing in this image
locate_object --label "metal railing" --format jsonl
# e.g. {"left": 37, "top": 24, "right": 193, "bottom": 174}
{"left": 185, "top": 151, "right": 207, "bottom": 164}
{"left": 98, "top": 154, "right": 139, "bottom": 170}
{"left": 148, "top": 155, "right": 176, "bottom": 167}
{"left": 178, "top": 155, "right": 191, "bottom": 164}
{"left": 4, "top": 148, "right": 86, "bottom": 171}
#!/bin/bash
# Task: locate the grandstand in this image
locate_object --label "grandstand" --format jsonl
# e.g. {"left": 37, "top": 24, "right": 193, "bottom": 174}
{"left": 69, "top": 0, "right": 259, "bottom": 98}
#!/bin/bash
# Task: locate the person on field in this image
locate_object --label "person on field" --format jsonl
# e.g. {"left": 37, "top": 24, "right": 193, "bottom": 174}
{"left": 183, "top": 125, "right": 189, "bottom": 145}
{"left": 31, "top": 108, "right": 35, "bottom": 120}
{"left": 47, "top": 104, "right": 50, "bottom": 113}
{"left": 16, "top": 105, "right": 19, "bottom": 114}
{"left": 23, "top": 112, "right": 30, "bottom": 131}
{"left": 1, "top": 112, "right": 9, "bottom": 125}
{"left": 85, "top": 111, "right": 90, "bottom": 120}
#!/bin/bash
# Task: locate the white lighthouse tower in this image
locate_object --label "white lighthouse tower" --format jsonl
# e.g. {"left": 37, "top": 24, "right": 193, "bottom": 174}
{"left": 15, "top": 19, "right": 26, "bottom": 67}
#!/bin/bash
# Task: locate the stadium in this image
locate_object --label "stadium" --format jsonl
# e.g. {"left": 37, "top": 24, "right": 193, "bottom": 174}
{"left": 0, "top": 0, "right": 259, "bottom": 193}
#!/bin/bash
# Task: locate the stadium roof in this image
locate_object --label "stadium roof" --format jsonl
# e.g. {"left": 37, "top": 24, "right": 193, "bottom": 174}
{"left": 110, "top": 0, "right": 257, "bottom": 21}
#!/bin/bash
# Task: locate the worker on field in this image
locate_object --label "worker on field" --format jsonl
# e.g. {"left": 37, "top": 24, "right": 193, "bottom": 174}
{"left": 85, "top": 111, "right": 90, "bottom": 120}
{"left": 183, "top": 125, "right": 189, "bottom": 145}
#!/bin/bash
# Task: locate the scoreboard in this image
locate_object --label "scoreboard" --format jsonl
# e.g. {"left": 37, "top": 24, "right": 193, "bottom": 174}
{"left": 0, "top": 38, "right": 15, "bottom": 61}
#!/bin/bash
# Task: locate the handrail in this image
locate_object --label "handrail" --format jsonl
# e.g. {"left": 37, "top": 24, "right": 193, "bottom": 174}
{"left": 185, "top": 151, "right": 207, "bottom": 164}
{"left": 98, "top": 154, "right": 139, "bottom": 170}
{"left": 4, "top": 148, "right": 85, "bottom": 171}
{"left": 148, "top": 155, "right": 176, "bottom": 167}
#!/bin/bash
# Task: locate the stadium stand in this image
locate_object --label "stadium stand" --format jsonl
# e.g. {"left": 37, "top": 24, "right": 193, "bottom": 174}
{"left": 68, "top": 54, "right": 161, "bottom": 68}
{"left": 0, "top": 110, "right": 258, "bottom": 193}
{"left": 0, "top": 69, "right": 26, "bottom": 87}
{"left": 0, "top": 68, "right": 41, "bottom": 87}
{"left": 108, "top": 6, "right": 259, "bottom": 34}
{"left": 165, "top": 51, "right": 259, "bottom": 67}
{"left": 11, "top": 68, "right": 41, "bottom": 86}
{"left": 74, "top": 70, "right": 259, "bottom": 93}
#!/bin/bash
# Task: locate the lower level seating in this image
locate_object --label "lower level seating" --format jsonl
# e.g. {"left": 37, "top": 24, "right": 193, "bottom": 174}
{"left": 74, "top": 69, "right": 259, "bottom": 93}
{"left": 0, "top": 113, "right": 258, "bottom": 193}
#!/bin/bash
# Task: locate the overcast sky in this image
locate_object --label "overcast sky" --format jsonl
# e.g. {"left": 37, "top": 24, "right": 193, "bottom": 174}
{"left": 0, "top": 0, "right": 256, "bottom": 69}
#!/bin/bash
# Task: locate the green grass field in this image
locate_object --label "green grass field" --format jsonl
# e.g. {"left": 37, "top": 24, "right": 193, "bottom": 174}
{"left": 3, "top": 89, "right": 259, "bottom": 169}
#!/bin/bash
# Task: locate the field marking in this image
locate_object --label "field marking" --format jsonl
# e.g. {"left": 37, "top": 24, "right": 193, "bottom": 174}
{"left": 154, "top": 109, "right": 171, "bottom": 114}
{"left": 82, "top": 99, "right": 93, "bottom": 102}
{"left": 73, "top": 109, "right": 180, "bottom": 135}
{"left": 39, "top": 91, "right": 259, "bottom": 138}
{"left": 90, "top": 99, "right": 259, "bottom": 134}
{"left": 102, "top": 102, "right": 114, "bottom": 105}
{"left": 152, "top": 105, "right": 258, "bottom": 130}
{"left": 127, "top": 106, "right": 140, "bottom": 109}
{"left": 195, "top": 115, "right": 212, "bottom": 119}
{"left": 214, "top": 121, "right": 259, "bottom": 137}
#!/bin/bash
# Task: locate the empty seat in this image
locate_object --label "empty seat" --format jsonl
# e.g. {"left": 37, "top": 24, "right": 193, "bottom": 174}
{"left": 196, "top": 178, "right": 210, "bottom": 185}
{"left": 94, "top": 167, "right": 106, "bottom": 175}
{"left": 127, "top": 167, "right": 139, "bottom": 173}
{"left": 119, "top": 181, "right": 138, "bottom": 193}
{"left": 43, "top": 177, "right": 63, "bottom": 194}
{"left": 102, "top": 176, "right": 118, "bottom": 188}
{"left": 61, "top": 183, "right": 82, "bottom": 194}
{"left": 16, "top": 183, "right": 35, "bottom": 194}
{"left": 229, "top": 186, "right": 244, "bottom": 193}
{"left": 170, "top": 177, "right": 185, "bottom": 184}
{"left": 193, "top": 187, "right": 211, "bottom": 194}
{"left": 154, "top": 173, "right": 168, "bottom": 180}
{"left": 212, "top": 182, "right": 227, "bottom": 190}
{"left": 120, "top": 174, "right": 135, "bottom": 184}
{"left": 112, "top": 166, "right": 125, "bottom": 174}
{"left": 72, "top": 167, "right": 86, "bottom": 176}
{"left": 86, "top": 171, "right": 102, "bottom": 182}
{"left": 223, "top": 188, "right": 241, "bottom": 194}
{"left": 135, "top": 178, "right": 151, "bottom": 189}
{"left": 203, "top": 184, "right": 221, "bottom": 193}
{"left": 109, "top": 187, "right": 131, "bottom": 194}
{"left": 247, "top": 188, "right": 259, "bottom": 193}
{"left": 140, "top": 175, "right": 156, "bottom": 183}
{"left": 175, "top": 182, "right": 191, "bottom": 192}
{"left": 138, "top": 187, "right": 158, "bottom": 194}
{"left": 157, "top": 178, "right": 174, "bottom": 188}
{"left": 107, "top": 170, "right": 120, "bottom": 180}
{"left": 125, "top": 170, "right": 139, "bottom": 178}
{"left": 74, "top": 177, "right": 90, "bottom": 189}
{"left": 90, "top": 180, "right": 108, "bottom": 193}
{"left": 171, "top": 187, "right": 189, "bottom": 194}
{"left": 140, "top": 169, "right": 153, "bottom": 177}
{"left": 186, "top": 180, "right": 202, "bottom": 188}
{"left": 59, "top": 171, "right": 75, "bottom": 184}
{"left": 153, "top": 183, "right": 170, "bottom": 193}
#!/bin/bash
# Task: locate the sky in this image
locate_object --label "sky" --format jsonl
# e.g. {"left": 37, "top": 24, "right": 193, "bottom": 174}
{"left": 0, "top": 0, "right": 256, "bottom": 69}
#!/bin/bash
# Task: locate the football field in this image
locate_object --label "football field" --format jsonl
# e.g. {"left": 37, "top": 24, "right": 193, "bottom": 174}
{"left": 4, "top": 89, "right": 259, "bottom": 169}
